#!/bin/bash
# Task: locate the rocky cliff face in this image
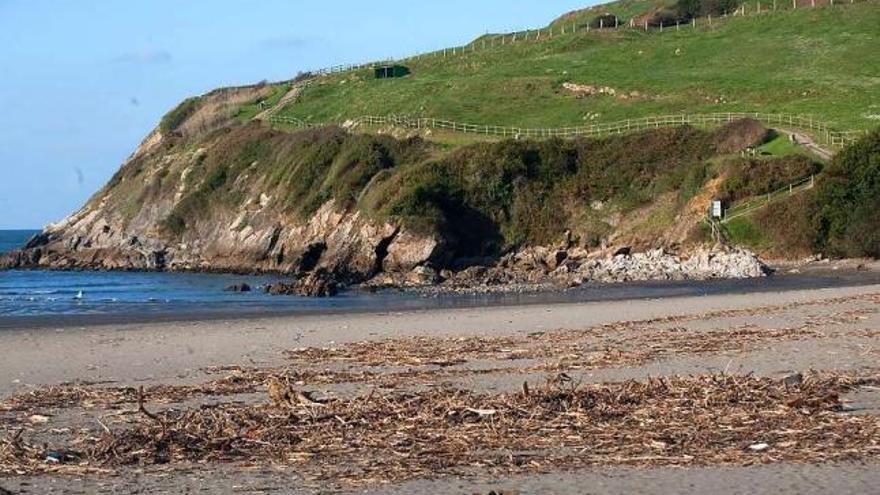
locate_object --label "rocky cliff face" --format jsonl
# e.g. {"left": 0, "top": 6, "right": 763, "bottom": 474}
{"left": 0, "top": 122, "right": 442, "bottom": 283}
{"left": 0, "top": 97, "right": 773, "bottom": 291}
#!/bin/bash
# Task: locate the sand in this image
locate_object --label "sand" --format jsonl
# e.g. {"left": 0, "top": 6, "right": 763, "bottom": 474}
{"left": 1, "top": 282, "right": 879, "bottom": 494}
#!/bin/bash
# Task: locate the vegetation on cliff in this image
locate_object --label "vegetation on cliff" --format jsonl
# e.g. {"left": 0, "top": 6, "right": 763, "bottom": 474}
{"left": 141, "top": 118, "right": 779, "bottom": 265}
{"left": 724, "top": 128, "right": 880, "bottom": 258}
{"left": 815, "top": 128, "right": 880, "bottom": 258}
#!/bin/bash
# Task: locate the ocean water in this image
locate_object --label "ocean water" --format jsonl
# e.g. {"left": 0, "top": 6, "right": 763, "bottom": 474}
{"left": 0, "top": 229, "right": 38, "bottom": 254}
{"left": 0, "top": 229, "right": 401, "bottom": 319}
{"left": 2, "top": 231, "right": 879, "bottom": 323}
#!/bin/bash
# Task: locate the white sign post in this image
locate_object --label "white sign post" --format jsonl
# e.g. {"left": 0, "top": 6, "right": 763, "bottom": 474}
{"left": 712, "top": 200, "right": 723, "bottom": 219}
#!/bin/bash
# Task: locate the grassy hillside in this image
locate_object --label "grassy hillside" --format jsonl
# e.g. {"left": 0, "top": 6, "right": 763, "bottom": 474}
{"left": 127, "top": 0, "right": 880, "bottom": 263}
{"left": 271, "top": 1, "right": 879, "bottom": 131}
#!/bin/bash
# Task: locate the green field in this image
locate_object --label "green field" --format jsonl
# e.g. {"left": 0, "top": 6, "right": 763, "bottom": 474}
{"left": 271, "top": 1, "right": 879, "bottom": 132}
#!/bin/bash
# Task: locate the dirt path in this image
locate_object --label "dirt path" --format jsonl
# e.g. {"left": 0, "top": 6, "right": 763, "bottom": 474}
{"left": 253, "top": 81, "right": 311, "bottom": 121}
{"left": 780, "top": 128, "right": 835, "bottom": 160}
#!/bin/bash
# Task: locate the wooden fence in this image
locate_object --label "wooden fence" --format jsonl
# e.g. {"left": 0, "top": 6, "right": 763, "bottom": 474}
{"left": 268, "top": 112, "right": 865, "bottom": 148}
{"left": 291, "top": 0, "right": 871, "bottom": 81}
{"left": 721, "top": 175, "right": 816, "bottom": 223}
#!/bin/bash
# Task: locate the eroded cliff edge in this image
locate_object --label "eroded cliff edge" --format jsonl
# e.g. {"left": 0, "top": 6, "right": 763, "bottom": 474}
{"left": 1, "top": 91, "right": 776, "bottom": 290}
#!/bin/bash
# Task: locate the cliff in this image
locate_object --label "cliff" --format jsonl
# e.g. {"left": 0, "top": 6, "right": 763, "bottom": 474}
{"left": 1, "top": 98, "right": 777, "bottom": 290}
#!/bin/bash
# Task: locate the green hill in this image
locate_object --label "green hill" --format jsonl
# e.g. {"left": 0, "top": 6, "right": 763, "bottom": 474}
{"left": 5, "top": 0, "right": 879, "bottom": 279}
{"left": 268, "top": 0, "right": 878, "bottom": 134}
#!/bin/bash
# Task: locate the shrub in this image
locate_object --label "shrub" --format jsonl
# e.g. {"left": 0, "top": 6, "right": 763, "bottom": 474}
{"left": 720, "top": 155, "right": 821, "bottom": 203}
{"left": 753, "top": 190, "right": 820, "bottom": 258}
{"left": 815, "top": 129, "right": 880, "bottom": 258}
{"left": 369, "top": 125, "right": 720, "bottom": 256}
{"left": 647, "top": 10, "right": 683, "bottom": 27}
{"left": 590, "top": 14, "right": 620, "bottom": 29}
{"left": 159, "top": 97, "right": 202, "bottom": 134}
{"left": 675, "top": 0, "right": 743, "bottom": 19}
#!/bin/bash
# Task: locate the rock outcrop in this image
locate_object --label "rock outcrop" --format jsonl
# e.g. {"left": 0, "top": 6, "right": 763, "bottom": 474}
{"left": 407, "top": 246, "right": 769, "bottom": 294}
{"left": 266, "top": 270, "right": 339, "bottom": 298}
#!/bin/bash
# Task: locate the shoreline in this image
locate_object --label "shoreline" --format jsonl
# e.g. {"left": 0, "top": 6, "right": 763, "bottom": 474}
{"left": 2, "top": 281, "right": 879, "bottom": 397}
{"left": 2, "top": 264, "right": 879, "bottom": 330}
{"left": 1, "top": 279, "right": 878, "bottom": 493}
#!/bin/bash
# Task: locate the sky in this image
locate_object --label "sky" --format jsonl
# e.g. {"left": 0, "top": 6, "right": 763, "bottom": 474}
{"left": 0, "top": 0, "right": 597, "bottom": 229}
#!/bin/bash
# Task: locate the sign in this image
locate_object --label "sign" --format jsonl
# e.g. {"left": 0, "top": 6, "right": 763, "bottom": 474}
{"left": 712, "top": 200, "right": 723, "bottom": 219}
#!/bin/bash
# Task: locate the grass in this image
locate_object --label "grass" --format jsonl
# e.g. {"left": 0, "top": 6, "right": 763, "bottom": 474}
{"left": 272, "top": 2, "right": 879, "bottom": 132}
{"left": 722, "top": 216, "right": 773, "bottom": 250}
{"left": 758, "top": 132, "right": 803, "bottom": 157}
{"left": 235, "top": 84, "right": 291, "bottom": 121}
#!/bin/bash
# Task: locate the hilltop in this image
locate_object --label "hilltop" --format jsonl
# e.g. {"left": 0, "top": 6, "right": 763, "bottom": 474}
{"left": 2, "top": 0, "right": 879, "bottom": 292}
{"left": 270, "top": 0, "right": 879, "bottom": 132}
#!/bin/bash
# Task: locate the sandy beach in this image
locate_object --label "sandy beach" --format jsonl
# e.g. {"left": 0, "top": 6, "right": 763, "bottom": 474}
{"left": 2, "top": 282, "right": 879, "bottom": 494}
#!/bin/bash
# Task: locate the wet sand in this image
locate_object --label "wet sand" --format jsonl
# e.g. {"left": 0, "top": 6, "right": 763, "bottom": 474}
{"left": 1, "top": 282, "right": 879, "bottom": 494}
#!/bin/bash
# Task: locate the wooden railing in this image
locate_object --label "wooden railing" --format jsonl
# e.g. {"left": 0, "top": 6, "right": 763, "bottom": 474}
{"left": 268, "top": 113, "right": 865, "bottom": 148}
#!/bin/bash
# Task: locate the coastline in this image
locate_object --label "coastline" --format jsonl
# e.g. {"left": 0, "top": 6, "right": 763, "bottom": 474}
{"left": 1, "top": 278, "right": 879, "bottom": 493}
{"left": 2, "top": 259, "right": 878, "bottom": 330}
{"left": 2, "top": 280, "right": 879, "bottom": 396}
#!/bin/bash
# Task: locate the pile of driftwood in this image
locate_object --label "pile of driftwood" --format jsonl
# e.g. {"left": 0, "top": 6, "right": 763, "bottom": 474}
{"left": 3, "top": 372, "right": 879, "bottom": 485}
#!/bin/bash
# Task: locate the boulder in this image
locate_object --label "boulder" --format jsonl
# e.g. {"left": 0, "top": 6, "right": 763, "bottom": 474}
{"left": 224, "top": 283, "right": 252, "bottom": 292}
{"left": 613, "top": 246, "right": 632, "bottom": 257}
{"left": 266, "top": 270, "right": 339, "bottom": 298}
{"left": 406, "top": 265, "right": 439, "bottom": 286}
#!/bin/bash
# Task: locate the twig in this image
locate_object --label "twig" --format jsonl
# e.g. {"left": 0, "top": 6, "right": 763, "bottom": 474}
{"left": 137, "top": 386, "right": 160, "bottom": 422}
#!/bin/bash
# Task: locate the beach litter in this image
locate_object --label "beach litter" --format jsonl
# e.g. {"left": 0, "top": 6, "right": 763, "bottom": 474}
{"left": 2, "top": 372, "right": 878, "bottom": 485}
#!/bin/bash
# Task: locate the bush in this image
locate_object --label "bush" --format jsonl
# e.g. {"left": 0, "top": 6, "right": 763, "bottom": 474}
{"left": 647, "top": 9, "right": 683, "bottom": 28}
{"left": 368, "top": 125, "right": 720, "bottom": 256}
{"left": 720, "top": 155, "right": 821, "bottom": 203}
{"left": 815, "top": 129, "right": 880, "bottom": 258}
{"left": 675, "top": 0, "right": 743, "bottom": 19}
{"left": 159, "top": 97, "right": 202, "bottom": 134}
{"left": 590, "top": 14, "right": 620, "bottom": 29}
{"left": 753, "top": 191, "right": 820, "bottom": 258}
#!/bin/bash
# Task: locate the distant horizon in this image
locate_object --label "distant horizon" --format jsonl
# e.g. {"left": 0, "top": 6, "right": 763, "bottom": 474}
{"left": 0, "top": 0, "right": 596, "bottom": 230}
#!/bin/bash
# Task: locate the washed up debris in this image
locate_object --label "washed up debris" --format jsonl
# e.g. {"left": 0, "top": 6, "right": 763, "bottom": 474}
{"left": 464, "top": 408, "right": 497, "bottom": 417}
{"left": 44, "top": 450, "right": 79, "bottom": 464}
{"left": 783, "top": 373, "right": 804, "bottom": 387}
{"left": 267, "top": 376, "right": 326, "bottom": 408}
{"left": 27, "top": 415, "right": 50, "bottom": 425}
{"left": 3, "top": 372, "right": 878, "bottom": 484}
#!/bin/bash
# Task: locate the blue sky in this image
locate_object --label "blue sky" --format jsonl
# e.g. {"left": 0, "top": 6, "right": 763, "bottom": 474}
{"left": 0, "top": 0, "right": 597, "bottom": 229}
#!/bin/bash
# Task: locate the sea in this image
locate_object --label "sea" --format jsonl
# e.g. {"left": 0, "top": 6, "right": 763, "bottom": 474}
{"left": 0, "top": 229, "right": 407, "bottom": 320}
{"left": 2, "top": 229, "right": 879, "bottom": 325}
